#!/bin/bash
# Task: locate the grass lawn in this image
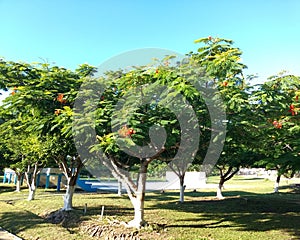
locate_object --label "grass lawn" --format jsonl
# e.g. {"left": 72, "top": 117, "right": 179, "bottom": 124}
{"left": 0, "top": 175, "right": 299, "bottom": 240}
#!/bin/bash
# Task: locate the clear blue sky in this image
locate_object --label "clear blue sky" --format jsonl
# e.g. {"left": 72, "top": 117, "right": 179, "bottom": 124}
{"left": 1, "top": 0, "right": 300, "bottom": 83}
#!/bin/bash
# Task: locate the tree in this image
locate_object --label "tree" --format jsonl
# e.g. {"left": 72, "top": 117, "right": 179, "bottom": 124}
{"left": 0, "top": 59, "right": 95, "bottom": 205}
{"left": 0, "top": 111, "right": 48, "bottom": 199}
{"left": 0, "top": 131, "right": 24, "bottom": 192}
{"left": 47, "top": 64, "right": 96, "bottom": 210}
{"left": 192, "top": 36, "right": 258, "bottom": 198}
{"left": 74, "top": 55, "right": 217, "bottom": 227}
{"left": 252, "top": 73, "right": 300, "bottom": 192}
{"left": 0, "top": 85, "right": 50, "bottom": 199}
{"left": 48, "top": 108, "right": 85, "bottom": 210}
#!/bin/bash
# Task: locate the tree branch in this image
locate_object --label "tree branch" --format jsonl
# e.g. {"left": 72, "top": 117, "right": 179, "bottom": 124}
{"left": 224, "top": 167, "right": 239, "bottom": 182}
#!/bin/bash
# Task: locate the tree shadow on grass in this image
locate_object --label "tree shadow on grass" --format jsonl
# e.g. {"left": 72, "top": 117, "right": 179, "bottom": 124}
{"left": 0, "top": 184, "right": 19, "bottom": 194}
{"left": 151, "top": 190, "right": 300, "bottom": 238}
{"left": 0, "top": 203, "right": 137, "bottom": 240}
{"left": 0, "top": 203, "right": 50, "bottom": 235}
{"left": 280, "top": 184, "right": 300, "bottom": 194}
{"left": 75, "top": 204, "right": 133, "bottom": 219}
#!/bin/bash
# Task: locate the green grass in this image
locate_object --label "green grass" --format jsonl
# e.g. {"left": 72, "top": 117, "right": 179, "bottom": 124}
{"left": 0, "top": 175, "right": 300, "bottom": 240}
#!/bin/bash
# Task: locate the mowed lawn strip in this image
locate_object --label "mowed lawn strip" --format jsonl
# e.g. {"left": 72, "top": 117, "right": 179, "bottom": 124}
{"left": 0, "top": 176, "right": 299, "bottom": 239}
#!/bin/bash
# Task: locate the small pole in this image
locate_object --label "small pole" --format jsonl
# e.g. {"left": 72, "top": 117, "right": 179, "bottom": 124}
{"left": 84, "top": 203, "right": 87, "bottom": 214}
{"left": 100, "top": 206, "right": 105, "bottom": 220}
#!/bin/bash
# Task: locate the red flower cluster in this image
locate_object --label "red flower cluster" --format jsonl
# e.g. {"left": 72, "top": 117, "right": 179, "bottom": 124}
{"left": 222, "top": 81, "right": 228, "bottom": 87}
{"left": 273, "top": 120, "right": 282, "bottom": 129}
{"left": 57, "top": 93, "right": 66, "bottom": 104}
{"left": 288, "top": 104, "right": 297, "bottom": 116}
{"left": 118, "top": 125, "right": 136, "bottom": 138}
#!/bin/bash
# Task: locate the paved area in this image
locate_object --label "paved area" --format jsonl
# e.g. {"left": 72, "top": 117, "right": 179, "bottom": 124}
{"left": 0, "top": 227, "right": 22, "bottom": 240}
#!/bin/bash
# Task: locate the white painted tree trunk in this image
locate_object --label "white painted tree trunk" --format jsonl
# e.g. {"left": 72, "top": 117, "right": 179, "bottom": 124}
{"left": 27, "top": 183, "right": 36, "bottom": 201}
{"left": 103, "top": 155, "right": 164, "bottom": 229}
{"left": 179, "top": 185, "right": 185, "bottom": 203}
{"left": 16, "top": 180, "right": 21, "bottom": 192}
{"left": 118, "top": 181, "right": 122, "bottom": 196}
{"left": 56, "top": 156, "right": 83, "bottom": 211}
{"left": 25, "top": 162, "right": 39, "bottom": 201}
{"left": 128, "top": 165, "right": 148, "bottom": 229}
{"left": 274, "top": 175, "right": 281, "bottom": 193}
{"left": 128, "top": 192, "right": 145, "bottom": 228}
{"left": 217, "top": 184, "right": 224, "bottom": 199}
{"left": 178, "top": 174, "right": 185, "bottom": 203}
{"left": 28, "top": 189, "right": 36, "bottom": 201}
{"left": 62, "top": 184, "right": 75, "bottom": 211}
{"left": 274, "top": 182, "right": 279, "bottom": 193}
{"left": 15, "top": 175, "right": 21, "bottom": 192}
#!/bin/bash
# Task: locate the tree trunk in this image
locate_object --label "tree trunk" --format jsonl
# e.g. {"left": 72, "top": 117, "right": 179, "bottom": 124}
{"left": 129, "top": 192, "right": 145, "bottom": 228}
{"left": 56, "top": 155, "right": 84, "bottom": 211}
{"left": 216, "top": 166, "right": 239, "bottom": 199}
{"left": 62, "top": 183, "right": 75, "bottom": 211}
{"left": 27, "top": 182, "right": 36, "bottom": 201}
{"left": 15, "top": 173, "right": 22, "bottom": 192}
{"left": 179, "top": 175, "right": 185, "bottom": 203}
{"left": 217, "top": 177, "right": 225, "bottom": 199}
{"left": 118, "top": 180, "right": 122, "bottom": 196}
{"left": 167, "top": 163, "right": 187, "bottom": 203}
{"left": 274, "top": 174, "right": 281, "bottom": 193}
{"left": 128, "top": 161, "right": 148, "bottom": 228}
{"left": 102, "top": 150, "right": 164, "bottom": 229}
{"left": 25, "top": 163, "right": 39, "bottom": 201}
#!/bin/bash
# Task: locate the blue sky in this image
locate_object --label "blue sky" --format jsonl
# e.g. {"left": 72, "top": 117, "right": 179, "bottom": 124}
{"left": 0, "top": 0, "right": 300, "bottom": 84}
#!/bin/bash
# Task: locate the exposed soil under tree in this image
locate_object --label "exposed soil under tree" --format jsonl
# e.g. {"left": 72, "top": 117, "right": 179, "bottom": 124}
{"left": 42, "top": 210, "right": 167, "bottom": 240}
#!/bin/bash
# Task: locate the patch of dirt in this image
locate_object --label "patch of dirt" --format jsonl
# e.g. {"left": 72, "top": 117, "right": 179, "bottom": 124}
{"left": 42, "top": 209, "right": 81, "bottom": 228}
{"left": 42, "top": 210, "right": 168, "bottom": 239}
{"left": 80, "top": 218, "right": 168, "bottom": 240}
